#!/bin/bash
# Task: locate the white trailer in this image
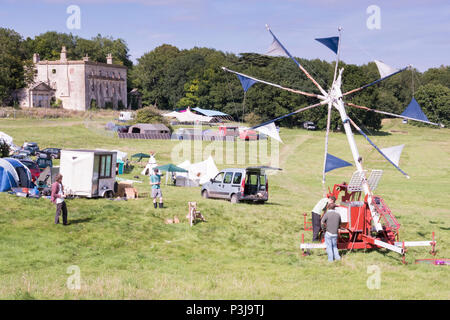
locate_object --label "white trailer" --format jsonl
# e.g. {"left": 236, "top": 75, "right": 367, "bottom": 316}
{"left": 60, "top": 149, "right": 117, "bottom": 198}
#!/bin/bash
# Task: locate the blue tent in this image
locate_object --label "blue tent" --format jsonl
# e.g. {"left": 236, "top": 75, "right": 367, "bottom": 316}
{"left": 3, "top": 158, "right": 33, "bottom": 188}
{"left": 0, "top": 158, "right": 19, "bottom": 191}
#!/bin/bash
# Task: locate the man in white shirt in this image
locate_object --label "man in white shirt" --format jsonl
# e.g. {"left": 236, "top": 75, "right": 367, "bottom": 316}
{"left": 311, "top": 195, "right": 336, "bottom": 241}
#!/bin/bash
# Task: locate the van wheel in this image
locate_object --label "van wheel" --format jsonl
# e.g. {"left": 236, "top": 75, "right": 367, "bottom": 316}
{"left": 202, "top": 190, "right": 209, "bottom": 199}
{"left": 230, "top": 194, "right": 239, "bottom": 204}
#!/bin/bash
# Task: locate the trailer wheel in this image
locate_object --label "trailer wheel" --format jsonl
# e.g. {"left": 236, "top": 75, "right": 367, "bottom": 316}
{"left": 230, "top": 194, "right": 239, "bottom": 204}
{"left": 104, "top": 190, "right": 114, "bottom": 198}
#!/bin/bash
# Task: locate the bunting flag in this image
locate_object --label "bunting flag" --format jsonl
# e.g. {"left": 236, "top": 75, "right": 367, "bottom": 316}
{"left": 255, "top": 122, "right": 283, "bottom": 143}
{"left": 266, "top": 38, "right": 289, "bottom": 57}
{"left": 401, "top": 97, "right": 429, "bottom": 122}
{"left": 374, "top": 60, "right": 398, "bottom": 78}
{"left": 380, "top": 144, "right": 405, "bottom": 167}
{"left": 237, "top": 74, "right": 257, "bottom": 92}
{"left": 325, "top": 153, "right": 352, "bottom": 173}
{"left": 315, "top": 37, "right": 339, "bottom": 54}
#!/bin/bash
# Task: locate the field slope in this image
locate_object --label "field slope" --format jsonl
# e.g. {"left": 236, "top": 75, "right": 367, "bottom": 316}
{"left": 0, "top": 116, "right": 449, "bottom": 299}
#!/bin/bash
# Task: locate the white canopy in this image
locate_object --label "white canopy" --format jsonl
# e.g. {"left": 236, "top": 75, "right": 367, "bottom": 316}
{"left": 163, "top": 107, "right": 213, "bottom": 123}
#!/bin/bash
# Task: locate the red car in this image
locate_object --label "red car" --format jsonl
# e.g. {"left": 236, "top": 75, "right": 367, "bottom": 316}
{"left": 239, "top": 129, "right": 259, "bottom": 141}
{"left": 20, "top": 159, "right": 41, "bottom": 182}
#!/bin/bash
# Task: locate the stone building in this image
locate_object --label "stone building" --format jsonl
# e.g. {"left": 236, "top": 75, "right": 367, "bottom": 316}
{"left": 18, "top": 47, "right": 127, "bottom": 111}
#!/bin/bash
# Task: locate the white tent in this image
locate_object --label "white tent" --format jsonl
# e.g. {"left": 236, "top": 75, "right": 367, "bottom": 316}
{"left": 141, "top": 154, "right": 158, "bottom": 176}
{"left": 163, "top": 107, "right": 213, "bottom": 123}
{"left": 111, "top": 150, "right": 127, "bottom": 161}
{"left": 175, "top": 156, "right": 219, "bottom": 186}
{"left": 0, "top": 131, "right": 13, "bottom": 145}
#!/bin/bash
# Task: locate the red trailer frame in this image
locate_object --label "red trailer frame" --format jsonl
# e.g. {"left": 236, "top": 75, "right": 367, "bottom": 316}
{"left": 301, "top": 182, "right": 436, "bottom": 264}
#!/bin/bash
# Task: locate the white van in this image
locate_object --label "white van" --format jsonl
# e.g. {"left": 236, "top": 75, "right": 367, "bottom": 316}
{"left": 201, "top": 166, "right": 281, "bottom": 203}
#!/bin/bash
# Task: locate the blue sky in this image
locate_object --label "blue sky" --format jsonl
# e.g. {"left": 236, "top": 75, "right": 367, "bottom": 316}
{"left": 1, "top": 0, "right": 449, "bottom": 72}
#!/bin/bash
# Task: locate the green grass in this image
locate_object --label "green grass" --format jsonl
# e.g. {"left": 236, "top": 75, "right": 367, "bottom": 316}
{"left": 0, "top": 116, "right": 449, "bottom": 299}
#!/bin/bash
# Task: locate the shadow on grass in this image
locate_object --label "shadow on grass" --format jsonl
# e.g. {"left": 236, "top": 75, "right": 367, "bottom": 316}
{"left": 69, "top": 217, "right": 93, "bottom": 224}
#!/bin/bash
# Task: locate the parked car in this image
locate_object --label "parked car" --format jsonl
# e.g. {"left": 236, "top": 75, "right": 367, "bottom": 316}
{"left": 239, "top": 129, "right": 259, "bottom": 141}
{"left": 303, "top": 121, "right": 316, "bottom": 130}
{"left": 18, "top": 148, "right": 32, "bottom": 157}
{"left": 36, "top": 153, "right": 53, "bottom": 171}
{"left": 23, "top": 142, "right": 39, "bottom": 155}
{"left": 218, "top": 125, "right": 240, "bottom": 137}
{"left": 19, "top": 159, "right": 41, "bottom": 181}
{"left": 11, "top": 153, "right": 31, "bottom": 161}
{"left": 38, "top": 147, "right": 61, "bottom": 159}
{"left": 201, "top": 166, "right": 281, "bottom": 204}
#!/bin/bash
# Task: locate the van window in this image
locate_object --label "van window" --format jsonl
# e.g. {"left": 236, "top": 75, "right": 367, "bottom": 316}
{"left": 260, "top": 175, "right": 266, "bottom": 185}
{"left": 246, "top": 173, "right": 258, "bottom": 185}
{"left": 223, "top": 172, "right": 233, "bottom": 184}
{"left": 232, "top": 172, "right": 242, "bottom": 184}
{"left": 213, "top": 172, "right": 224, "bottom": 182}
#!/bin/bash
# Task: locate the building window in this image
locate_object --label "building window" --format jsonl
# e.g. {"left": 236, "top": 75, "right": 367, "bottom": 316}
{"left": 52, "top": 69, "right": 56, "bottom": 74}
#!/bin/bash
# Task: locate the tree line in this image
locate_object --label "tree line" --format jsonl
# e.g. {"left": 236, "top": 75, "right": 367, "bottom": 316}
{"left": 1, "top": 28, "right": 448, "bottom": 130}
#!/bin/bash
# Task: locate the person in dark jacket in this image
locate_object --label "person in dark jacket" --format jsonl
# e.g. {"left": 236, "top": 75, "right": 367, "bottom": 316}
{"left": 51, "top": 174, "right": 68, "bottom": 225}
{"left": 321, "top": 203, "right": 341, "bottom": 261}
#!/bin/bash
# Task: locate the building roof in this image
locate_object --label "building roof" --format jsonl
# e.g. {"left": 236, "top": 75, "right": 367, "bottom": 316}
{"left": 29, "top": 81, "right": 55, "bottom": 92}
{"left": 36, "top": 60, "right": 127, "bottom": 69}
{"left": 192, "top": 107, "right": 229, "bottom": 117}
{"left": 129, "top": 123, "right": 170, "bottom": 131}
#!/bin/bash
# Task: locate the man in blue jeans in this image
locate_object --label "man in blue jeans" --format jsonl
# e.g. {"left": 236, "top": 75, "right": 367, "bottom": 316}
{"left": 321, "top": 203, "right": 341, "bottom": 262}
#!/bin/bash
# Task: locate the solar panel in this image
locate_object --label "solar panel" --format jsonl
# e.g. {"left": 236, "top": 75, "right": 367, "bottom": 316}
{"left": 367, "top": 170, "right": 383, "bottom": 191}
{"left": 347, "top": 170, "right": 367, "bottom": 192}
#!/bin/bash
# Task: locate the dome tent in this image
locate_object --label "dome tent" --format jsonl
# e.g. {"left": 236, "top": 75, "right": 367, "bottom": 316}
{"left": 0, "top": 158, "right": 19, "bottom": 191}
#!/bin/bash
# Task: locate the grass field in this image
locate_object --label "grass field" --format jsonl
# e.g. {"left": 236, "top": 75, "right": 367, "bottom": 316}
{"left": 0, "top": 114, "right": 449, "bottom": 299}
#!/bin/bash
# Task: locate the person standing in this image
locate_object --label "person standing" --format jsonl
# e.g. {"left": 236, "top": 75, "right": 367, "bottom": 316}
{"left": 311, "top": 196, "right": 336, "bottom": 241}
{"left": 51, "top": 174, "right": 69, "bottom": 225}
{"left": 321, "top": 203, "right": 341, "bottom": 262}
{"left": 150, "top": 168, "right": 163, "bottom": 208}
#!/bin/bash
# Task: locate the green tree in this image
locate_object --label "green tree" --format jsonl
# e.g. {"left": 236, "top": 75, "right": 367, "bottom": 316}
{"left": 0, "top": 28, "right": 32, "bottom": 105}
{"left": 134, "top": 106, "right": 172, "bottom": 131}
{"left": 414, "top": 83, "right": 450, "bottom": 127}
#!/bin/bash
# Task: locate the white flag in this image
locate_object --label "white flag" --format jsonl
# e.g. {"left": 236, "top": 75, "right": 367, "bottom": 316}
{"left": 265, "top": 39, "right": 289, "bottom": 57}
{"left": 374, "top": 60, "right": 398, "bottom": 78}
{"left": 255, "top": 122, "right": 283, "bottom": 143}
{"left": 380, "top": 144, "right": 405, "bottom": 166}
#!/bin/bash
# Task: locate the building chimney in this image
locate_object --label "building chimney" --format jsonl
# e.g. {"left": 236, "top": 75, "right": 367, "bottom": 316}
{"left": 33, "top": 53, "right": 40, "bottom": 64}
{"left": 60, "top": 46, "right": 67, "bottom": 62}
{"left": 106, "top": 53, "right": 113, "bottom": 64}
